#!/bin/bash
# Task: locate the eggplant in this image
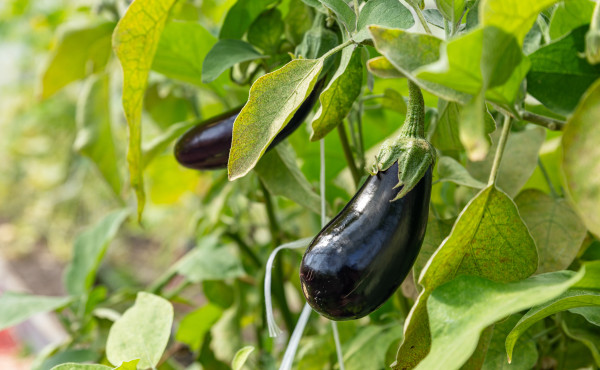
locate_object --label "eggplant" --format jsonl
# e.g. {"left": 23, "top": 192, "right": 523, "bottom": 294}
{"left": 299, "top": 162, "right": 432, "bottom": 320}
{"left": 174, "top": 80, "right": 323, "bottom": 170}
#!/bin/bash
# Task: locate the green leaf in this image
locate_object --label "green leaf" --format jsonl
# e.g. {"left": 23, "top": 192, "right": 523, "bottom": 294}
{"left": 74, "top": 74, "right": 122, "bottom": 196}
{"left": 106, "top": 292, "right": 173, "bottom": 369}
{"left": 176, "top": 304, "right": 223, "bottom": 352}
{"left": 219, "top": 0, "right": 278, "bottom": 39}
{"left": 527, "top": 26, "right": 600, "bottom": 115}
{"left": 284, "top": 0, "right": 314, "bottom": 46}
{"left": 515, "top": 189, "right": 587, "bottom": 273}
{"left": 41, "top": 21, "right": 115, "bottom": 99}
{"left": 39, "top": 349, "right": 99, "bottom": 370}
{"left": 343, "top": 325, "right": 404, "bottom": 370}
{"left": 435, "top": 0, "right": 466, "bottom": 25}
{"left": 63, "top": 209, "right": 129, "bottom": 296}
{"left": 562, "top": 79, "right": 600, "bottom": 238}
{"left": 458, "top": 92, "right": 490, "bottom": 161}
{"left": 467, "top": 126, "right": 546, "bottom": 198}
{"left": 436, "top": 156, "right": 486, "bottom": 188}
{"left": 0, "top": 292, "right": 72, "bottom": 331}
{"left": 248, "top": 9, "right": 284, "bottom": 53}
{"left": 481, "top": 315, "right": 538, "bottom": 370}
{"left": 423, "top": 9, "right": 445, "bottom": 29}
{"left": 232, "top": 346, "right": 255, "bottom": 370}
{"left": 573, "top": 260, "right": 600, "bottom": 291}
{"left": 393, "top": 186, "right": 538, "bottom": 369}
{"left": 381, "top": 88, "right": 407, "bottom": 114}
{"left": 549, "top": 0, "right": 596, "bottom": 40}
{"left": 505, "top": 289, "right": 600, "bottom": 361}
{"left": 369, "top": 26, "right": 470, "bottom": 103}
{"left": 228, "top": 58, "right": 323, "bottom": 180}
{"left": 255, "top": 142, "right": 322, "bottom": 214}
{"left": 311, "top": 46, "right": 363, "bottom": 140}
{"left": 415, "top": 271, "right": 583, "bottom": 370}
{"left": 50, "top": 364, "right": 111, "bottom": 370}
{"left": 152, "top": 21, "right": 216, "bottom": 86}
{"left": 319, "top": 0, "right": 356, "bottom": 33}
{"left": 413, "top": 216, "right": 455, "bottom": 288}
{"left": 113, "top": 360, "right": 140, "bottom": 370}
{"left": 174, "top": 237, "right": 246, "bottom": 282}
{"left": 480, "top": 0, "right": 562, "bottom": 45}
{"left": 354, "top": 0, "right": 414, "bottom": 43}
{"left": 431, "top": 100, "right": 463, "bottom": 158}
{"left": 561, "top": 312, "right": 600, "bottom": 366}
{"left": 112, "top": 0, "right": 177, "bottom": 220}
{"left": 366, "top": 56, "right": 405, "bottom": 79}
{"left": 295, "top": 17, "right": 339, "bottom": 61}
{"left": 142, "top": 120, "right": 196, "bottom": 168}
{"left": 202, "top": 39, "right": 266, "bottom": 84}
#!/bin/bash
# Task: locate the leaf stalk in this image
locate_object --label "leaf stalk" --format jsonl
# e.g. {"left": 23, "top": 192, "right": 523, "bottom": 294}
{"left": 488, "top": 115, "right": 512, "bottom": 186}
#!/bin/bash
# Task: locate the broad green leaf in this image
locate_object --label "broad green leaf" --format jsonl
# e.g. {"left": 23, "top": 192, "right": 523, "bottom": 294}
{"left": 247, "top": 9, "right": 284, "bottom": 53}
{"left": 527, "top": 26, "right": 600, "bottom": 115}
{"left": 255, "top": 142, "right": 322, "bottom": 214}
{"left": 561, "top": 312, "right": 600, "bottom": 366}
{"left": 210, "top": 307, "right": 243, "bottom": 363}
{"left": 146, "top": 153, "right": 199, "bottom": 204}
{"left": 354, "top": 0, "right": 414, "bottom": 43}
{"left": 436, "top": 156, "right": 486, "bottom": 188}
{"left": 0, "top": 292, "right": 72, "bottom": 331}
{"left": 515, "top": 189, "right": 587, "bottom": 273}
{"left": 63, "top": 209, "right": 129, "bottom": 296}
{"left": 562, "top": 79, "right": 600, "bottom": 238}
{"left": 549, "top": 0, "right": 596, "bottom": 40}
{"left": 480, "top": 0, "right": 562, "bottom": 45}
{"left": 50, "top": 365, "right": 111, "bottom": 370}
{"left": 74, "top": 74, "right": 121, "bottom": 196}
{"left": 106, "top": 292, "right": 173, "bottom": 369}
{"left": 219, "top": 0, "right": 278, "bottom": 39}
{"left": 481, "top": 315, "right": 538, "bottom": 370}
{"left": 295, "top": 17, "right": 339, "bottom": 63}
{"left": 112, "top": 0, "right": 177, "bottom": 220}
{"left": 381, "top": 88, "right": 407, "bottom": 114}
{"left": 467, "top": 126, "right": 546, "bottom": 198}
{"left": 435, "top": 0, "right": 466, "bottom": 26}
{"left": 113, "top": 360, "right": 140, "bottom": 370}
{"left": 41, "top": 21, "right": 115, "bottom": 99}
{"left": 39, "top": 349, "right": 99, "bottom": 370}
{"left": 431, "top": 100, "right": 463, "bottom": 159}
{"left": 202, "top": 39, "right": 266, "bottom": 83}
{"left": 366, "top": 56, "right": 405, "bottom": 79}
{"left": 152, "top": 21, "right": 216, "bottom": 86}
{"left": 176, "top": 304, "right": 223, "bottom": 352}
{"left": 311, "top": 46, "right": 363, "bottom": 141}
{"left": 458, "top": 92, "right": 489, "bottom": 161}
{"left": 369, "top": 26, "right": 470, "bottom": 103}
{"left": 228, "top": 58, "right": 323, "bottom": 180}
{"left": 573, "top": 260, "right": 600, "bottom": 290}
{"left": 571, "top": 306, "right": 600, "bottom": 326}
{"left": 416, "top": 26, "right": 529, "bottom": 107}
{"left": 319, "top": 0, "right": 356, "bottom": 33}
{"left": 174, "top": 237, "right": 245, "bottom": 282}
{"left": 506, "top": 289, "right": 600, "bottom": 360}
{"left": 413, "top": 216, "right": 455, "bottom": 285}
{"left": 232, "top": 346, "right": 255, "bottom": 370}
{"left": 416, "top": 271, "right": 583, "bottom": 370}
{"left": 284, "top": 0, "right": 314, "bottom": 46}
{"left": 343, "top": 325, "right": 404, "bottom": 370}
{"left": 393, "top": 186, "right": 538, "bottom": 369}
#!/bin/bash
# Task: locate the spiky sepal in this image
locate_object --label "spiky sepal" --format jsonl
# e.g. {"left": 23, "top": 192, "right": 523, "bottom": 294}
{"left": 371, "top": 136, "right": 436, "bottom": 201}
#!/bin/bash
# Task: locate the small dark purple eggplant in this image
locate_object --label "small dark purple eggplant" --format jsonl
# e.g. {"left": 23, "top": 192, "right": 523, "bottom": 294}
{"left": 299, "top": 163, "right": 432, "bottom": 320}
{"left": 174, "top": 80, "right": 323, "bottom": 170}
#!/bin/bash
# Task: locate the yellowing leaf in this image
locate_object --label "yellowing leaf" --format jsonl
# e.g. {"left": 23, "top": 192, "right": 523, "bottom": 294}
{"left": 112, "top": 0, "right": 177, "bottom": 220}
{"left": 228, "top": 58, "right": 323, "bottom": 180}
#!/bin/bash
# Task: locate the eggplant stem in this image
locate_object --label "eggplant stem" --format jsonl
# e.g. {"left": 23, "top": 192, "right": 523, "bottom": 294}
{"left": 401, "top": 81, "right": 426, "bottom": 139}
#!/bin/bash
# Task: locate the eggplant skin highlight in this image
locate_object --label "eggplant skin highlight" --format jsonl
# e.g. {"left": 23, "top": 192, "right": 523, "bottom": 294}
{"left": 174, "top": 80, "right": 323, "bottom": 170}
{"left": 300, "top": 163, "right": 432, "bottom": 321}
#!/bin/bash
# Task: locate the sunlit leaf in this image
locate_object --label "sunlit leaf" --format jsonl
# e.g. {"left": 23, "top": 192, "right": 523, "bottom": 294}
{"left": 74, "top": 74, "right": 122, "bottom": 196}
{"left": 562, "top": 79, "right": 600, "bottom": 238}
{"left": 0, "top": 292, "right": 72, "bottom": 331}
{"left": 232, "top": 346, "right": 255, "bottom": 370}
{"left": 112, "top": 0, "right": 177, "bottom": 220}
{"left": 366, "top": 56, "right": 405, "bottom": 79}
{"left": 311, "top": 46, "right": 363, "bottom": 141}
{"left": 415, "top": 271, "right": 583, "bottom": 369}
{"left": 394, "top": 186, "right": 538, "bottom": 369}
{"left": 41, "top": 21, "right": 115, "bottom": 99}
{"left": 63, "top": 209, "right": 129, "bottom": 296}
{"left": 106, "top": 292, "right": 173, "bottom": 369}
{"left": 515, "top": 189, "right": 587, "bottom": 273}
{"left": 435, "top": 0, "right": 466, "bottom": 26}
{"left": 548, "top": 0, "right": 596, "bottom": 40}
{"left": 228, "top": 58, "right": 323, "bottom": 180}
{"left": 354, "top": 0, "right": 414, "bottom": 42}
{"left": 176, "top": 304, "right": 223, "bottom": 352}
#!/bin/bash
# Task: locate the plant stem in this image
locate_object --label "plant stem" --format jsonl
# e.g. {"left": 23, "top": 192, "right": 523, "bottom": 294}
{"left": 353, "top": 0, "right": 360, "bottom": 23}
{"left": 488, "top": 115, "right": 513, "bottom": 186}
{"left": 224, "top": 231, "right": 262, "bottom": 268}
{"left": 537, "top": 158, "right": 559, "bottom": 198}
{"left": 521, "top": 111, "right": 566, "bottom": 131}
{"left": 409, "top": 2, "right": 432, "bottom": 35}
{"left": 401, "top": 81, "right": 426, "bottom": 139}
{"left": 320, "top": 39, "right": 354, "bottom": 61}
{"left": 338, "top": 123, "right": 362, "bottom": 187}
{"left": 259, "top": 180, "right": 294, "bottom": 332}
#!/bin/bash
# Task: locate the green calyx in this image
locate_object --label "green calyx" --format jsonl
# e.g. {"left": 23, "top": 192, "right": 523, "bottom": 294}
{"left": 372, "top": 81, "right": 436, "bottom": 201}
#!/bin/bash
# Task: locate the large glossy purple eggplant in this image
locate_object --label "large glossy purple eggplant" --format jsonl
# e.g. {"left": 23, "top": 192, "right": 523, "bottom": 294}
{"left": 299, "top": 163, "right": 432, "bottom": 321}
{"left": 174, "top": 80, "right": 323, "bottom": 170}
